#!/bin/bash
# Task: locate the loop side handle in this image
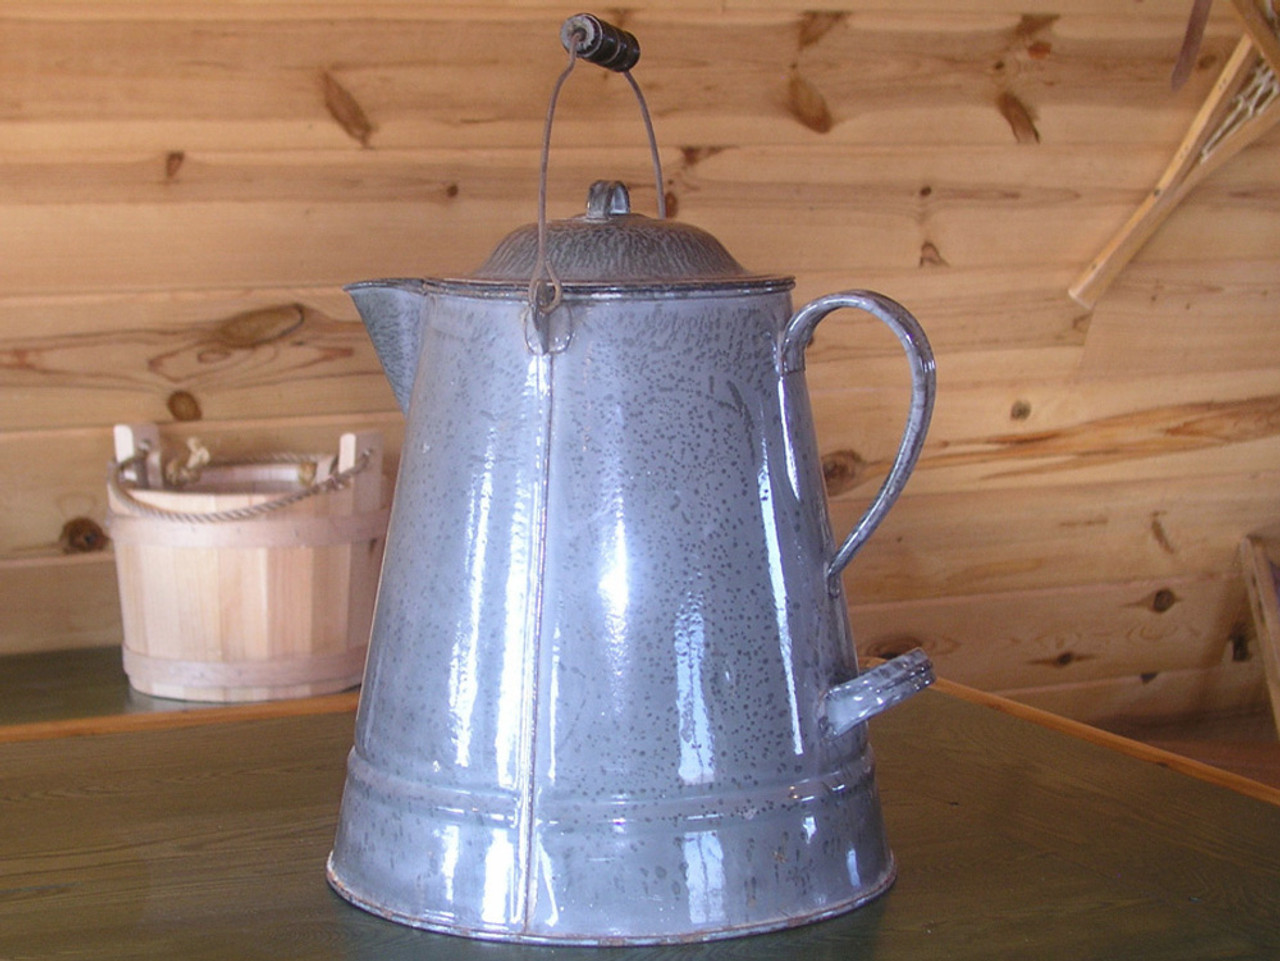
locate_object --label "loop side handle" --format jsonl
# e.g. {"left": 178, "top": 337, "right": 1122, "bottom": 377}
{"left": 780, "top": 291, "right": 935, "bottom": 588}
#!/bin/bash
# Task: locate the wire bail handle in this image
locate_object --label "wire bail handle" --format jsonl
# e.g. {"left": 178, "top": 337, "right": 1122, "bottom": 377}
{"left": 528, "top": 13, "right": 667, "bottom": 333}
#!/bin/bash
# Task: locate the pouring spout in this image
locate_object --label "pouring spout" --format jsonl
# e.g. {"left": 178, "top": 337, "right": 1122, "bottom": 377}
{"left": 823, "top": 648, "right": 935, "bottom": 738}
{"left": 346, "top": 279, "right": 428, "bottom": 414}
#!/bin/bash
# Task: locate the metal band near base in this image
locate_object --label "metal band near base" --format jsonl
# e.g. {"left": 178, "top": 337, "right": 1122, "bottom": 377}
{"left": 107, "top": 508, "right": 389, "bottom": 550}
{"left": 123, "top": 645, "right": 368, "bottom": 692}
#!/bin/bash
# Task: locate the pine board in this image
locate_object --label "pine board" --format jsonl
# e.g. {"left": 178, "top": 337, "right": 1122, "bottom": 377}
{"left": 0, "top": 9, "right": 1240, "bottom": 153}
{"left": 5, "top": 140, "right": 1275, "bottom": 295}
{"left": 850, "top": 573, "right": 1250, "bottom": 691}
{"left": 999, "top": 660, "right": 1269, "bottom": 726}
{"left": 0, "top": 293, "right": 393, "bottom": 431}
{"left": 833, "top": 470, "right": 1280, "bottom": 601}
{"left": 0, "top": 555, "right": 123, "bottom": 653}
{"left": 0, "top": 183, "right": 1196, "bottom": 297}
{"left": 1082, "top": 260, "right": 1280, "bottom": 377}
{"left": 810, "top": 366, "right": 1280, "bottom": 494}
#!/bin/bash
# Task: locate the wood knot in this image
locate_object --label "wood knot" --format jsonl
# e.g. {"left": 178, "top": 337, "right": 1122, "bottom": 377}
{"left": 1149, "top": 513, "right": 1177, "bottom": 554}
{"left": 60, "top": 517, "right": 109, "bottom": 554}
{"left": 919, "top": 241, "right": 948, "bottom": 267}
{"left": 996, "top": 91, "right": 1041, "bottom": 144}
{"left": 798, "top": 11, "right": 848, "bottom": 49}
{"left": 1151, "top": 588, "right": 1178, "bottom": 613}
{"left": 864, "top": 636, "right": 922, "bottom": 661}
{"left": 1015, "top": 14, "right": 1060, "bottom": 41}
{"left": 322, "top": 70, "right": 374, "bottom": 147}
{"left": 1010, "top": 399, "right": 1032, "bottom": 420}
{"left": 1231, "top": 628, "right": 1250, "bottom": 662}
{"left": 679, "top": 146, "right": 727, "bottom": 168}
{"left": 167, "top": 390, "right": 203, "bottom": 422}
{"left": 822, "top": 449, "right": 866, "bottom": 496}
{"left": 787, "top": 71, "right": 834, "bottom": 133}
{"left": 215, "top": 304, "right": 306, "bottom": 348}
{"left": 1030, "top": 649, "right": 1096, "bottom": 669}
{"left": 165, "top": 151, "right": 185, "bottom": 181}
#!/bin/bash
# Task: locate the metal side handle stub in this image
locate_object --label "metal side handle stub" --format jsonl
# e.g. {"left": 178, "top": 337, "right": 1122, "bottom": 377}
{"left": 823, "top": 648, "right": 935, "bottom": 738}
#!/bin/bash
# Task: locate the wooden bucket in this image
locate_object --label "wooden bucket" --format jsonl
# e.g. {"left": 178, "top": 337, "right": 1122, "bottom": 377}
{"left": 106, "top": 424, "right": 389, "bottom": 703}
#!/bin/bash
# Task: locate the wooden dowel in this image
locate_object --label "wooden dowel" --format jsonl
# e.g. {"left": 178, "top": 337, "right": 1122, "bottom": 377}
{"left": 1240, "top": 534, "right": 1280, "bottom": 737}
{"left": 1231, "top": 0, "right": 1280, "bottom": 78}
{"left": 1069, "top": 35, "right": 1270, "bottom": 308}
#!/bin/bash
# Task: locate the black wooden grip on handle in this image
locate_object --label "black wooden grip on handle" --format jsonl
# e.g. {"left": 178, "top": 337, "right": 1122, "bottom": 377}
{"left": 560, "top": 13, "right": 640, "bottom": 72}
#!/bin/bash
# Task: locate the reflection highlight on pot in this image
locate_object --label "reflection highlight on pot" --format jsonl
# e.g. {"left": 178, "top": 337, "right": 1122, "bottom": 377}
{"left": 757, "top": 457, "right": 804, "bottom": 756}
{"left": 682, "top": 831, "right": 727, "bottom": 925}
{"left": 674, "top": 598, "right": 715, "bottom": 785}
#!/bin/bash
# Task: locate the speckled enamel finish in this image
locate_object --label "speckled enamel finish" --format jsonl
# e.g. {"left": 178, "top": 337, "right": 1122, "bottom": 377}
{"left": 329, "top": 276, "right": 934, "bottom": 944}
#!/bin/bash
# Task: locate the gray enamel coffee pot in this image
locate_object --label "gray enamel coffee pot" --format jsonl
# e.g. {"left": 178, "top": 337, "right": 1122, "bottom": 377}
{"left": 327, "top": 17, "right": 937, "bottom": 947}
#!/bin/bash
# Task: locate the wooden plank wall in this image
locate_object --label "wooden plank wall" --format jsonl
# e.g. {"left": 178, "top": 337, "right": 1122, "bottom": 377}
{"left": 2, "top": 0, "right": 1277, "bottom": 726}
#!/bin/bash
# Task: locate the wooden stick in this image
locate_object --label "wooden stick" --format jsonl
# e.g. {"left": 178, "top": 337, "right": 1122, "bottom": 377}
{"left": 1069, "top": 34, "right": 1276, "bottom": 308}
{"left": 1172, "top": 0, "right": 1216, "bottom": 91}
{"left": 1240, "top": 534, "right": 1280, "bottom": 737}
{"left": 340, "top": 430, "right": 385, "bottom": 514}
{"left": 1232, "top": 0, "right": 1280, "bottom": 76}
{"left": 932, "top": 675, "right": 1280, "bottom": 807}
{"left": 112, "top": 422, "right": 162, "bottom": 488}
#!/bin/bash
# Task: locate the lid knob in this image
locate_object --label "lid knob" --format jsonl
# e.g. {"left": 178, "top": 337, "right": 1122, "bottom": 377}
{"left": 585, "top": 181, "right": 631, "bottom": 221}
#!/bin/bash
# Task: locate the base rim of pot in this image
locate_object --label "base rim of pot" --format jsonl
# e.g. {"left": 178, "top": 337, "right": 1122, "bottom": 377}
{"left": 326, "top": 852, "right": 897, "bottom": 946}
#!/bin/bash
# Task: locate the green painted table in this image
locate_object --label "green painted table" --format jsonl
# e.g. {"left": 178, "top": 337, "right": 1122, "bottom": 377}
{"left": 1, "top": 685, "right": 1278, "bottom": 960}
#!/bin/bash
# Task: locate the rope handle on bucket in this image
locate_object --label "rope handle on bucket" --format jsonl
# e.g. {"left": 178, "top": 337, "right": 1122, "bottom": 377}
{"left": 108, "top": 443, "right": 373, "bottom": 524}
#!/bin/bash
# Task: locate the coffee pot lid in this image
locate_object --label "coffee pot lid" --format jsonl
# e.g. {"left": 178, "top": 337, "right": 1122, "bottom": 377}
{"left": 469, "top": 181, "right": 786, "bottom": 287}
